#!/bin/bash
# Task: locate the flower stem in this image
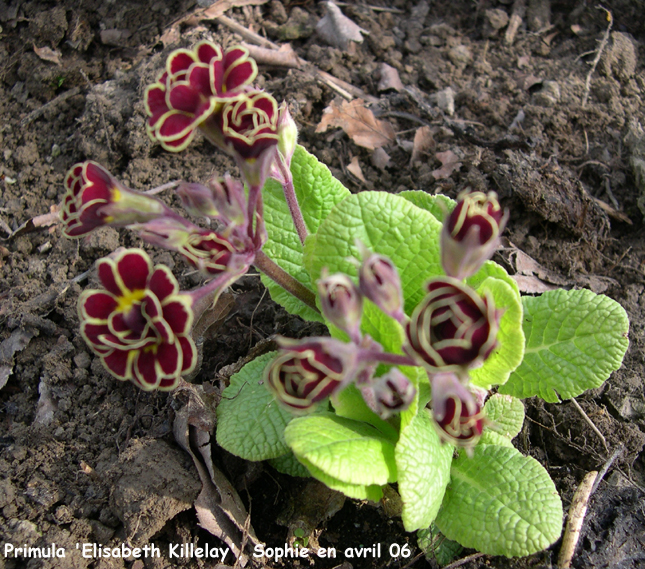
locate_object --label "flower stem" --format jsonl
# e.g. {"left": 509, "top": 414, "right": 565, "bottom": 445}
{"left": 247, "top": 183, "right": 262, "bottom": 241}
{"left": 277, "top": 158, "right": 308, "bottom": 245}
{"left": 254, "top": 250, "right": 319, "bottom": 313}
{"left": 358, "top": 350, "right": 417, "bottom": 367}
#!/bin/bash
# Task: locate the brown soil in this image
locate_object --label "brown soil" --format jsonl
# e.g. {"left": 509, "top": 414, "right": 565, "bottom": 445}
{"left": 1, "top": 1, "right": 645, "bottom": 569}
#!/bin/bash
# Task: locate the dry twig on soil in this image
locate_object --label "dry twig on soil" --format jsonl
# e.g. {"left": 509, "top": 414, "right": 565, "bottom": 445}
{"left": 581, "top": 6, "right": 613, "bottom": 108}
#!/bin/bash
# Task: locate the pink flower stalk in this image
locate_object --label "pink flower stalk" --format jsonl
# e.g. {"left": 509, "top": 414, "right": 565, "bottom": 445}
{"left": 265, "top": 337, "right": 359, "bottom": 413}
{"left": 144, "top": 42, "right": 257, "bottom": 152}
{"left": 431, "top": 372, "right": 486, "bottom": 447}
{"left": 78, "top": 249, "right": 197, "bottom": 390}
{"left": 61, "top": 161, "right": 170, "bottom": 238}
{"left": 133, "top": 217, "right": 256, "bottom": 276}
{"left": 406, "top": 277, "right": 500, "bottom": 372}
{"left": 441, "top": 190, "right": 508, "bottom": 280}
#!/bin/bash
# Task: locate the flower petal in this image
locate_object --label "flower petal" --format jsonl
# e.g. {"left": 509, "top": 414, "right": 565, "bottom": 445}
{"left": 148, "top": 266, "right": 178, "bottom": 301}
{"left": 133, "top": 348, "right": 160, "bottom": 389}
{"left": 102, "top": 349, "right": 133, "bottom": 380}
{"left": 80, "top": 291, "right": 118, "bottom": 320}
{"left": 157, "top": 341, "right": 181, "bottom": 377}
{"left": 117, "top": 250, "right": 152, "bottom": 292}
{"left": 178, "top": 335, "right": 197, "bottom": 374}
{"left": 162, "top": 298, "right": 192, "bottom": 335}
{"left": 97, "top": 259, "right": 122, "bottom": 296}
{"left": 168, "top": 49, "right": 196, "bottom": 77}
{"left": 196, "top": 41, "right": 222, "bottom": 65}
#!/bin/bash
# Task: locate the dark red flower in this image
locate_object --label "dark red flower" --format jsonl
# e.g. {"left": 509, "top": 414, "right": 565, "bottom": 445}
{"left": 405, "top": 277, "right": 499, "bottom": 372}
{"left": 61, "top": 161, "right": 168, "bottom": 238}
{"left": 144, "top": 42, "right": 257, "bottom": 152}
{"left": 78, "top": 249, "right": 197, "bottom": 390}
{"left": 265, "top": 337, "right": 359, "bottom": 413}
{"left": 431, "top": 373, "right": 485, "bottom": 447}
{"left": 441, "top": 190, "right": 508, "bottom": 280}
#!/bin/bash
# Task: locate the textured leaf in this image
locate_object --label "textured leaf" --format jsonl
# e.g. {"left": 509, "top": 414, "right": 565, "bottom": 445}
{"left": 261, "top": 144, "right": 350, "bottom": 322}
{"left": 484, "top": 394, "right": 525, "bottom": 439}
{"left": 470, "top": 277, "right": 525, "bottom": 389}
{"left": 436, "top": 445, "right": 563, "bottom": 557}
{"left": 467, "top": 260, "right": 521, "bottom": 301}
{"left": 417, "top": 524, "right": 463, "bottom": 567}
{"left": 396, "top": 409, "right": 453, "bottom": 531}
{"left": 499, "top": 289, "right": 629, "bottom": 402}
{"left": 478, "top": 430, "right": 515, "bottom": 448}
{"left": 285, "top": 412, "right": 397, "bottom": 486}
{"left": 269, "top": 453, "right": 312, "bottom": 478}
{"left": 297, "top": 456, "right": 383, "bottom": 501}
{"left": 308, "top": 192, "right": 444, "bottom": 318}
{"left": 216, "top": 352, "right": 293, "bottom": 461}
{"left": 398, "top": 191, "right": 456, "bottom": 223}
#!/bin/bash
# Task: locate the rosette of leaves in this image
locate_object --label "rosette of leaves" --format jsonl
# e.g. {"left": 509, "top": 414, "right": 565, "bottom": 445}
{"left": 216, "top": 145, "right": 629, "bottom": 558}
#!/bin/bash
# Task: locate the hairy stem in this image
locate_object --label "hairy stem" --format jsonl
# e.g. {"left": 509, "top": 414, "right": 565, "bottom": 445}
{"left": 247, "top": 183, "right": 262, "bottom": 241}
{"left": 254, "top": 250, "right": 319, "bottom": 312}
{"left": 358, "top": 350, "right": 417, "bottom": 367}
{"left": 277, "top": 158, "right": 308, "bottom": 245}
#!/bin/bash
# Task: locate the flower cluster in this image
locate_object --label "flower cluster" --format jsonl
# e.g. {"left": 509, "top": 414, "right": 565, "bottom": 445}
{"left": 62, "top": 41, "right": 303, "bottom": 391}
{"left": 266, "top": 190, "right": 507, "bottom": 450}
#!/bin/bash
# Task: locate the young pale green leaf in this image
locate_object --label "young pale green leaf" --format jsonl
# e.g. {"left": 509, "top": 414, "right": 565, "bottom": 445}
{"left": 285, "top": 412, "right": 397, "bottom": 486}
{"left": 484, "top": 394, "right": 525, "bottom": 439}
{"left": 469, "top": 277, "right": 525, "bottom": 389}
{"left": 297, "top": 456, "right": 384, "bottom": 502}
{"left": 216, "top": 352, "right": 293, "bottom": 461}
{"left": 417, "top": 524, "right": 463, "bottom": 567}
{"left": 436, "top": 445, "right": 563, "bottom": 557}
{"left": 499, "top": 289, "right": 629, "bottom": 402}
{"left": 396, "top": 409, "right": 453, "bottom": 531}
{"left": 269, "top": 453, "right": 312, "bottom": 478}
{"left": 467, "top": 260, "right": 521, "bottom": 301}
{"left": 478, "top": 430, "right": 515, "bottom": 448}
{"left": 331, "top": 384, "right": 399, "bottom": 441}
{"left": 261, "top": 145, "right": 350, "bottom": 322}
{"left": 307, "top": 191, "right": 444, "bottom": 318}
{"left": 398, "top": 191, "right": 456, "bottom": 223}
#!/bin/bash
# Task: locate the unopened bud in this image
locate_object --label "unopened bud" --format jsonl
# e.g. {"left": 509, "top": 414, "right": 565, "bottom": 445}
{"left": 358, "top": 246, "right": 404, "bottom": 322}
{"left": 317, "top": 270, "right": 363, "bottom": 343}
{"left": 441, "top": 190, "right": 508, "bottom": 280}
{"left": 177, "top": 182, "right": 220, "bottom": 218}
{"left": 277, "top": 102, "right": 298, "bottom": 167}
{"left": 368, "top": 369, "right": 416, "bottom": 418}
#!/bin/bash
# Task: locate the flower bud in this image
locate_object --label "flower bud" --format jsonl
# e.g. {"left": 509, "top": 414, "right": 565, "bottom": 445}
{"left": 177, "top": 175, "right": 247, "bottom": 229}
{"left": 431, "top": 372, "right": 485, "bottom": 447}
{"left": 405, "top": 277, "right": 499, "bottom": 372}
{"left": 441, "top": 190, "right": 508, "bottom": 280}
{"left": 317, "top": 270, "right": 363, "bottom": 343}
{"left": 367, "top": 369, "right": 416, "bottom": 419}
{"left": 277, "top": 102, "right": 298, "bottom": 167}
{"left": 265, "top": 337, "right": 359, "bottom": 413}
{"left": 358, "top": 248, "right": 404, "bottom": 322}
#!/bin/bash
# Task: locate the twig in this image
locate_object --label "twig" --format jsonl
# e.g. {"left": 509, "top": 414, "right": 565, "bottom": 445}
{"left": 398, "top": 551, "right": 424, "bottom": 569}
{"left": 558, "top": 470, "right": 598, "bottom": 569}
{"left": 592, "top": 445, "right": 623, "bottom": 493}
{"left": 581, "top": 6, "right": 613, "bottom": 108}
{"left": 19, "top": 87, "right": 82, "bottom": 128}
{"left": 335, "top": 1, "right": 404, "bottom": 13}
{"left": 443, "top": 552, "right": 486, "bottom": 569}
{"left": 217, "top": 14, "right": 277, "bottom": 49}
{"left": 144, "top": 180, "right": 180, "bottom": 195}
{"left": 80, "top": 69, "right": 114, "bottom": 157}
{"left": 570, "top": 398, "right": 609, "bottom": 453}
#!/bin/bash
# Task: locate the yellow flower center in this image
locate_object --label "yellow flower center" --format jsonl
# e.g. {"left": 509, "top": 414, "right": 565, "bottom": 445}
{"left": 116, "top": 289, "right": 146, "bottom": 313}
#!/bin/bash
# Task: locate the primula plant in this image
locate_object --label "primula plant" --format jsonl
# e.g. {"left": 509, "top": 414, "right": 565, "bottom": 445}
{"left": 61, "top": 41, "right": 630, "bottom": 560}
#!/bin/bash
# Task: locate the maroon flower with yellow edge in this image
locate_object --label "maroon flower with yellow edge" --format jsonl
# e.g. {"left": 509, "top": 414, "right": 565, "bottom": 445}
{"left": 220, "top": 91, "right": 280, "bottom": 186}
{"left": 441, "top": 190, "right": 508, "bottom": 280}
{"left": 61, "top": 161, "right": 169, "bottom": 238}
{"left": 265, "top": 337, "right": 359, "bottom": 413}
{"left": 431, "top": 373, "right": 486, "bottom": 447}
{"left": 405, "top": 277, "right": 500, "bottom": 372}
{"left": 78, "top": 249, "right": 197, "bottom": 390}
{"left": 145, "top": 42, "right": 257, "bottom": 152}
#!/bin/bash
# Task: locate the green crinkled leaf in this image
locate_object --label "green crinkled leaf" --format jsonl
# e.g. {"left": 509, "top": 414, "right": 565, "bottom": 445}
{"left": 398, "top": 191, "right": 456, "bottom": 223}
{"left": 470, "top": 277, "right": 525, "bottom": 389}
{"left": 331, "top": 384, "right": 399, "bottom": 441}
{"left": 308, "top": 191, "right": 444, "bottom": 319}
{"left": 297, "top": 456, "right": 384, "bottom": 501}
{"left": 484, "top": 394, "right": 525, "bottom": 439}
{"left": 285, "top": 412, "right": 397, "bottom": 486}
{"left": 261, "top": 145, "right": 350, "bottom": 322}
{"left": 216, "top": 352, "right": 293, "bottom": 461}
{"left": 436, "top": 445, "right": 563, "bottom": 557}
{"left": 479, "top": 430, "right": 515, "bottom": 448}
{"left": 397, "top": 409, "right": 453, "bottom": 531}
{"left": 417, "top": 524, "right": 463, "bottom": 567}
{"left": 467, "top": 260, "right": 521, "bottom": 301}
{"left": 269, "top": 453, "right": 312, "bottom": 478}
{"left": 499, "top": 289, "right": 629, "bottom": 402}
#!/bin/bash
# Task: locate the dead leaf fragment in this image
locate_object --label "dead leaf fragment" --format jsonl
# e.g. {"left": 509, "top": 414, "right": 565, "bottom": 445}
{"left": 432, "top": 150, "right": 462, "bottom": 179}
{"left": 100, "top": 29, "right": 131, "bottom": 46}
{"left": 316, "top": 99, "right": 395, "bottom": 150}
{"left": 371, "top": 147, "right": 391, "bottom": 170}
{"left": 377, "top": 63, "right": 404, "bottom": 92}
{"left": 316, "top": 1, "right": 369, "bottom": 51}
{"left": 410, "top": 126, "right": 436, "bottom": 165}
{"left": 347, "top": 157, "right": 366, "bottom": 182}
{"left": 33, "top": 45, "right": 62, "bottom": 65}
{"left": 242, "top": 43, "right": 300, "bottom": 68}
{"left": 9, "top": 205, "right": 60, "bottom": 240}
